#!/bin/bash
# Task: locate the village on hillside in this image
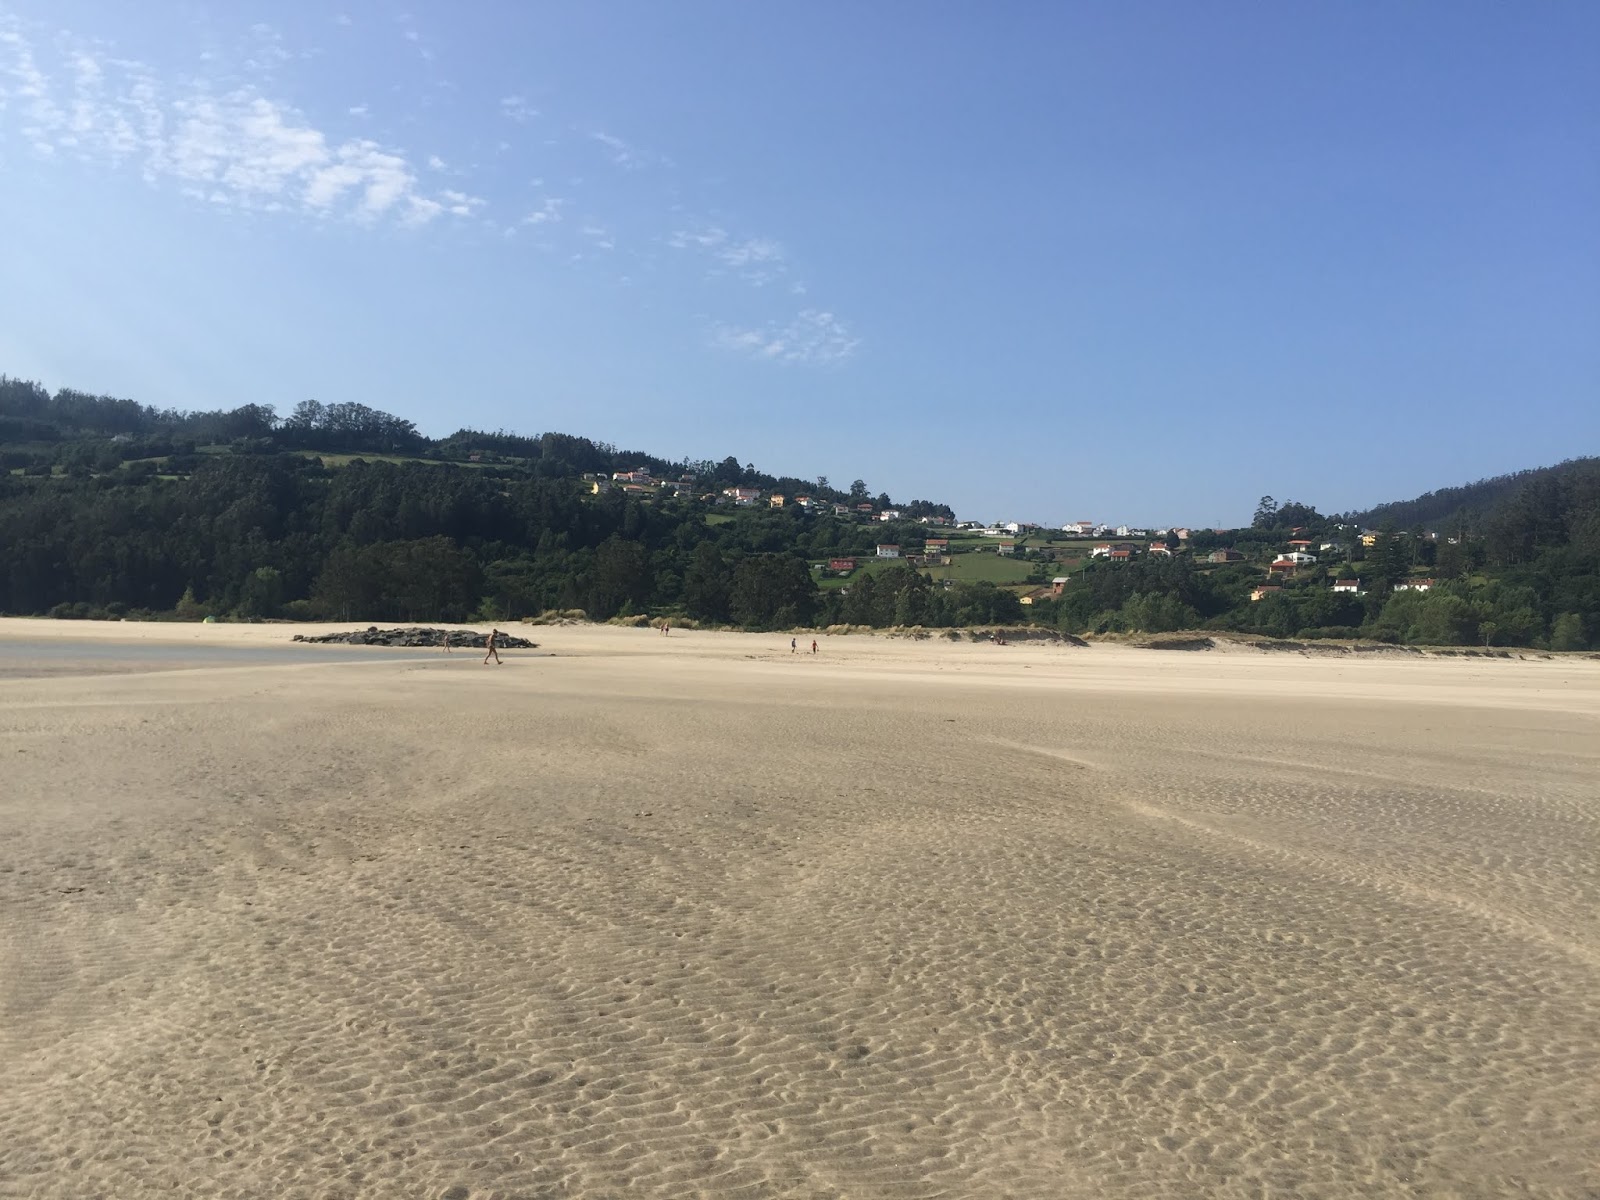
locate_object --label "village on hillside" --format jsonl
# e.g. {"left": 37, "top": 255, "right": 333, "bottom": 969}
{"left": 581, "top": 466, "right": 1442, "bottom": 606}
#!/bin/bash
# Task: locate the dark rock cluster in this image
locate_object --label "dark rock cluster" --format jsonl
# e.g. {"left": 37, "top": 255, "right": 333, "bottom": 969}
{"left": 292, "top": 626, "right": 538, "bottom": 649}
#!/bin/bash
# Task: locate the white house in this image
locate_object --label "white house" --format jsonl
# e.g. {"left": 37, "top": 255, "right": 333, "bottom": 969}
{"left": 1061, "top": 520, "right": 1095, "bottom": 537}
{"left": 1396, "top": 578, "right": 1435, "bottom": 591}
{"left": 1272, "top": 552, "right": 1318, "bottom": 566}
{"left": 1333, "top": 579, "right": 1362, "bottom": 594}
{"left": 723, "top": 487, "right": 761, "bottom": 506}
{"left": 1090, "top": 543, "right": 1113, "bottom": 558}
{"left": 879, "top": 509, "right": 903, "bottom": 522}
{"left": 876, "top": 544, "right": 901, "bottom": 558}
{"left": 996, "top": 541, "right": 1017, "bottom": 556}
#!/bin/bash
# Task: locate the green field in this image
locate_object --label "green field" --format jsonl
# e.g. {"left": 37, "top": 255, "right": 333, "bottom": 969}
{"left": 921, "top": 550, "right": 1037, "bottom": 585}
{"left": 290, "top": 450, "right": 489, "bottom": 468}
{"left": 815, "top": 556, "right": 910, "bottom": 589}
{"left": 813, "top": 548, "right": 1041, "bottom": 591}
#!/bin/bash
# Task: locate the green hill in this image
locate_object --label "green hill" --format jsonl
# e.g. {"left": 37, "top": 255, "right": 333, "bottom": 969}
{"left": 1341, "top": 456, "right": 1600, "bottom": 533}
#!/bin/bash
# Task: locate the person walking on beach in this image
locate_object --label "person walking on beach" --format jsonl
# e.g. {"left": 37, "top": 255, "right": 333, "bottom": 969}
{"left": 791, "top": 637, "right": 797, "bottom": 654}
{"left": 483, "top": 628, "right": 502, "bottom": 665}
{"left": 811, "top": 639, "right": 818, "bottom": 655}
{"left": 443, "top": 628, "right": 452, "bottom": 653}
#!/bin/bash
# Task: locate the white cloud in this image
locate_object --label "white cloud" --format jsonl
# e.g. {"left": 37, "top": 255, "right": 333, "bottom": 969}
{"left": 243, "top": 22, "right": 290, "bottom": 72}
{"left": 580, "top": 222, "right": 615, "bottom": 250}
{"left": 669, "top": 226, "right": 728, "bottom": 250}
{"left": 440, "top": 188, "right": 484, "bottom": 216}
{"left": 0, "top": 24, "right": 466, "bottom": 229}
{"left": 589, "top": 129, "right": 665, "bottom": 170}
{"left": 717, "top": 237, "right": 783, "bottom": 269}
{"left": 671, "top": 225, "right": 786, "bottom": 283}
{"left": 711, "top": 310, "right": 860, "bottom": 366}
{"left": 500, "top": 95, "right": 537, "bottom": 123}
{"left": 348, "top": 103, "right": 368, "bottom": 117}
{"left": 591, "top": 130, "right": 637, "bottom": 168}
{"left": 426, "top": 153, "right": 445, "bottom": 170}
{"left": 521, "top": 197, "right": 565, "bottom": 225}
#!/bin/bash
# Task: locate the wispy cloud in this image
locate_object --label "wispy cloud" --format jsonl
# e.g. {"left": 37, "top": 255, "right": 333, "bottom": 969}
{"left": 670, "top": 225, "right": 787, "bottom": 284}
{"left": 591, "top": 130, "right": 640, "bottom": 169}
{"left": 500, "top": 94, "right": 537, "bottom": 123}
{"left": 669, "top": 226, "right": 729, "bottom": 250}
{"left": 1, "top": 12, "right": 862, "bottom": 365}
{"left": 0, "top": 21, "right": 468, "bottom": 228}
{"left": 711, "top": 310, "right": 860, "bottom": 366}
{"left": 590, "top": 129, "right": 672, "bottom": 171}
{"left": 521, "top": 197, "right": 565, "bottom": 225}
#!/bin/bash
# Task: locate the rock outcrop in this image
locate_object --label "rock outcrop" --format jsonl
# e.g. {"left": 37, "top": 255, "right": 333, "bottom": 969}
{"left": 293, "top": 626, "right": 538, "bottom": 649}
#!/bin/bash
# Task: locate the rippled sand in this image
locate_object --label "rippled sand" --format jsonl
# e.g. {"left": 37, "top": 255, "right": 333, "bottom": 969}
{"left": 2, "top": 621, "right": 1597, "bottom": 1198}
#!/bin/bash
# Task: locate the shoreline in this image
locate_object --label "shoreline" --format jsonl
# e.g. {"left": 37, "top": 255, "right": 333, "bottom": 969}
{"left": 3, "top": 617, "right": 1598, "bottom": 716}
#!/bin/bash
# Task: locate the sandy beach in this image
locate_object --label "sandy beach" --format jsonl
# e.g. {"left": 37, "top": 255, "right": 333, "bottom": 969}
{"left": 2, "top": 618, "right": 1597, "bottom": 1198}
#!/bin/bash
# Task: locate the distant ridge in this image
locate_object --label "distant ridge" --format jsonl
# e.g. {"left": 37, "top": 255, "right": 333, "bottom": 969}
{"left": 1340, "top": 456, "right": 1600, "bottom": 531}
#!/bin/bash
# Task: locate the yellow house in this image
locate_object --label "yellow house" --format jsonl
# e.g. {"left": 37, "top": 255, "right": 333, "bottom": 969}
{"left": 769, "top": 494, "right": 785, "bottom": 508}
{"left": 1360, "top": 532, "right": 1379, "bottom": 547}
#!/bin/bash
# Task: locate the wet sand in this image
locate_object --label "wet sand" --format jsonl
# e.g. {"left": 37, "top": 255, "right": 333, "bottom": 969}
{"left": 2, "top": 619, "right": 1597, "bottom": 1198}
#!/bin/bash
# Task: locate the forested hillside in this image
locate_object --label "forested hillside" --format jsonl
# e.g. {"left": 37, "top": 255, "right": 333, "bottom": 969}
{"left": 1340, "top": 457, "right": 1600, "bottom": 534}
{"left": 2, "top": 374, "right": 1596, "bottom": 649}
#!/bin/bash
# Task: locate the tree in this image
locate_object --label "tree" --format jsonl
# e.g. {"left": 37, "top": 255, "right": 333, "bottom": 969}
{"left": 1369, "top": 522, "right": 1407, "bottom": 590}
{"left": 729, "top": 554, "right": 817, "bottom": 628}
{"left": 1252, "top": 496, "right": 1278, "bottom": 529}
{"left": 237, "top": 567, "right": 284, "bottom": 618}
{"left": 1435, "top": 536, "right": 1465, "bottom": 581}
{"left": 682, "top": 542, "right": 732, "bottom": 622}
{"left": 584, "top": 536, "right": 650, "bottom": 620}
{"left": 1550, "top": 613, "right": 1588, "bottom": 652}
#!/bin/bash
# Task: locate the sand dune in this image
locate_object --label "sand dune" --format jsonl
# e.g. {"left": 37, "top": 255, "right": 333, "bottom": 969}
{"left": 2, "top": 620, "right": 1597, "bottom": 1197}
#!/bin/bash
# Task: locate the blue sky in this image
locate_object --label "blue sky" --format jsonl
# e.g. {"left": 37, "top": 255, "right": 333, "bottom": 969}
{"left": 1, "top": 2, "right": 1595, "bottom": 526}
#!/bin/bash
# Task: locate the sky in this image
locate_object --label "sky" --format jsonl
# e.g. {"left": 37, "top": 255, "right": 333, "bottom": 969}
{"left": 1, "top": 2, "right": 1595, "bottom": 526}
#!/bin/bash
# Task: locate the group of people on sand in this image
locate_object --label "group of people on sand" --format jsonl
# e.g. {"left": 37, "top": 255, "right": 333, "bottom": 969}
{"left": 450, "top": 624, "right": 832, "bottom": 667}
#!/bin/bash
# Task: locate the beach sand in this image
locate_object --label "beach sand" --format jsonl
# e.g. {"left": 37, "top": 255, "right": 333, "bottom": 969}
{"left": 2, "top": 619, "right": 1597, "bottom": 1198}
